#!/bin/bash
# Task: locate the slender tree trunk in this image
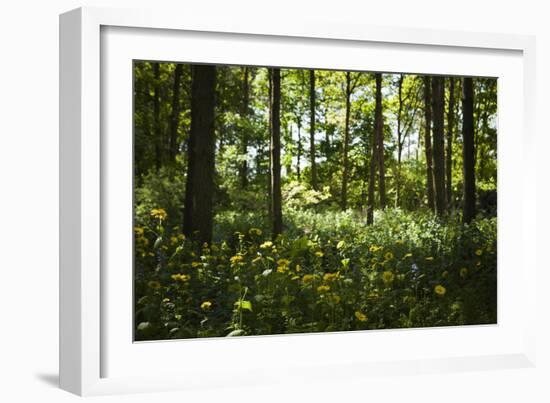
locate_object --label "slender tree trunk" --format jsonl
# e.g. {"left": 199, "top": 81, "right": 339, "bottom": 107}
{"left": 270, "top": 68, "right": 283, "bottom": 237}
{"left": 367, "top": 115, "right": 377, "bottom": 225}
{"left": 153, "top": 63, "right": 162, "bottom": 172}
{"left": 446, "top": 77, "right": 455, "bottom": 208}
{"left": 239, "top": 67, "right": 249, "bottom": 188}
{"left": 462, "top": 77, "right": 476, "bottom": 223}
{"left": 309, "top": 69, "right": 318, "bottom": 190}
{"left": 375, "top": 73, "right": 386, "bottom": 209}
{"left": 431, "top": 76, "right": 446, "bottom": 216}
{"left": 183, "top": 65, "right": 216, "bottom": 244}
{"left": 423, "top": 76, "right": 435, "bottom": 210}
{"left": 341, "top": 72, "right": 352, "bottom": 209}
{"left": 169, "top": 64, "right": 183, "bottom": 163}
{"left": 296, "top": 121, "right": 302, "bottom": 179}
{"left": 396, "top": 74, "right": 404, "bottom": 207}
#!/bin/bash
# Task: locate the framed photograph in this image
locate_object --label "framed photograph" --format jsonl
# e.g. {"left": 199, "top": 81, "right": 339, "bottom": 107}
{"left": 60, "top": 6, "right": 537, "bottom": 396}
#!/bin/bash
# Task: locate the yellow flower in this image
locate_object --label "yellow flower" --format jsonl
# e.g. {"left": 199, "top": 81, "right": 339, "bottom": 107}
{"left": 355, "top": 311, "right": 368, "bottom": 322}
{"left": 260, "top": 241, "right": 273, "bottom": 249}
{"left": 434, "top": 284, "right": 446, "bottom": 296}
{"left": 277, "top": 259, "right": 291, "bottom": 267}
{"left": 171, "top": 273, "right": 190, "bottom": 282}
{"left": 425, "top": 257, "right": 434, "bottom": 261}
{"left": 329, "top": 294, "right": 341, "bottom": 304}
{"left": 475, "top": 249, "right": 483, "bottom": 256}
{"left": 317, "top": 285, "right": 331, "bottom": 293}
{"left": 147, "top": 280, "right": 161, "bottom": 290}
{"left": 200, "top": 301, "right": 212, "bottom": 310}
{"left": 384, "top": 252, "right": 394, "bottom": 261}
{"left": 323, "top": 272, "right": 340, "bottom": 282}
{"left": 369, "top": 245, "right": 382, "bottom": 253}
{"left": 302, "top": 274, "right": 318, "bottom": 284}
{"left": 315, "top": 250, "right": 324, "bottom": 257}
{"left": 170, "top": 236, "right": 178, "bottom": 245}
{"left": 382, "top": 271, "right": 395, "bottom": 284}
{"left": 230, "top": 255, "right": 244, "bottom": 265}
{"left": 459, "top": 267, "right": 468, "bottom": 278}
{"left": 295, "top": 264, "right": 301, "bottom": 272}
{"left": 249, "top": 228, "right": 262, "bottom": 236}
{"left": 150, "top": 208, "right": 167, "bottom": 220}
{"left": 277, "top": 265, "right": 289, "bottom": 274}
{"left": 134, "top": 226, "right": 145, "bottom": 236}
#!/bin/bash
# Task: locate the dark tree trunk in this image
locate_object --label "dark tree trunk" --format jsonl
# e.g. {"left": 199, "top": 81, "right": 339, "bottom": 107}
{"left": 462, "top": 77, "right": 476, "bottom": 223}
{"left": 341, "top": 72, "right": 352, "bottom": 209}
{"left": 367, "top": 114, "right": 377, "bottom": 225}
{"left": 375, "top": 73, "right": 386, "bottom": 209}
{"left": 395, "top": 74, "right": 404, "bottom": 207}
{"left": 239, "top": 67, "right": 249, "bottom": 188}
{"left": 446, "top": 77, "right": 455, "bottom": 208}
{"left": 169, "top": 64, "right": 183, "bottom": 163}
{"left": 309, "top": 69, "right": 318, "bottom": 190}
{"left": 153, "top": 63, "right": 162, "bottom": 172}
{"left": 183, "top": 65, "right": 216, "bottom": 244}
{"left": 431, "top": 76, "right": 446, "bottom": 216}
{"left": 423, "top": 76, "right": 435, "bottom": 210}
{"left": 270, "top": 68, "right": 283, "bottom": 237}
{"left": 296, "top": 121, "right": 302, "bottom": 179}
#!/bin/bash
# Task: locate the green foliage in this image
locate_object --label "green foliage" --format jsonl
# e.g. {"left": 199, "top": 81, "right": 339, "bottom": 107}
{"left": 135, "top": 207, "right": 496, "bottom": 340}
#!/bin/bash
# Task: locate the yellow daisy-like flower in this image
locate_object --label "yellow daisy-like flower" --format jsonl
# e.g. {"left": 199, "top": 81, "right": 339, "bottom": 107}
{"left": 302, "top": 274, "right": 318, "bottom": 284}
{"left": 148, "top": 280, "right": 161, "bottom": 290}
{"left": 459, "top": 267, "right": 468, "bottom": 278}
{"left": 329, "top": 294, "right": 341, "bottom": 304}
{"left": 382, "top": 271, "right": 395, "bottom": 284}
{"left": 354, "top": 311, "right": 368, "bottom": 322}
{"left": 317, "top": 285, "right": 330, "bottom": 293}
{"left": 277, "top": 259, "right": 290, "bottom": 267}
{"left": 171, "top": 273, "right": 191, "bottom": 282}
{"left": 315, "top": 250, "right": 324, "bottom": 257}
{"left": 230, "top": 255, "right": 244, "bottom": 265}
{"left": 475, "top": 249, "right": 483, "bottom": 256}
{"left": 134, "top": 226, "right": 145, "bottom": 236}
{"left": 369, "top": 245, "right": 382, "bottom": 253}
{"left": 150, "top": 208, "right": 167, "bottom": 221}
{"left": 249, "top": 228, "right": 262, "bottom": 236}
{"left": 200, "top": 301, "right": 212, "bottom": 310}
{"left": 260, "top": 241, "right": 273, "bottom": 249}
{"left": 323, "top": 272, "right": 340, "bottom": 282}
{"left": 384, "top": 252, "right": 394, "bottom": 261}
{"left": 434, "top": 284, "right": 446, "bottom": 296}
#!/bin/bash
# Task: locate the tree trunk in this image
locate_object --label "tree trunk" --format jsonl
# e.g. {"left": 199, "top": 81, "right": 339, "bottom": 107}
{"left": 375, "top": 73, "right": 386, "bottom": 209}
{"left": 431, "top": 76, "right": 446, "bottom": 216}
{"left": 462, "top": 77, "right": 476, "bottom": 223}
{"left": 270, "top": 68, "right": 283, "bottom": 237}
{"left": 367, "top": 110, "right": 377, "bottom": 225}
{"left": 296, "top": 121, "right": 302, "bottom": 179}
{"left": 153, "top": 63, "right": 162, "bottom": 172}
{"left": 183, "top": 65, "right": 216, "bottom": 244}
{"left": 169, "top": 64, "right": 183, "bottom": 163}
{"left": 395, "top": 74, "right": 404, "bottom": 207}
{"left": 423, "top": 76, "right": 435, "bottom": 210}
{"left": 446, "top": 77, "right": 455, "bottom": 208}
{"left": 309, "top": 69, "right": 318, "bottom": 190}
{"left": 239, "top": 67, "right": 249, "bottom": 188}
{"left": 341, "top": 72, "right": 352, "bottom": 209}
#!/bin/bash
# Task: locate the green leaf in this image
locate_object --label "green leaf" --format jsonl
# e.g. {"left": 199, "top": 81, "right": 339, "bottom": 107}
{"left": 234, "top": 300, "right": 253, "bottom": 311}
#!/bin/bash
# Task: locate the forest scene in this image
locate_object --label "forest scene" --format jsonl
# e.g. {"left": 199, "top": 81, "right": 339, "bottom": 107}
{"left": 133, "top": 61, "right": 497, "bottom": 341}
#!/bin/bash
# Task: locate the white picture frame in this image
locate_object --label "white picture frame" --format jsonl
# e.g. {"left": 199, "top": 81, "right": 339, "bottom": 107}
{"left": 60, "top": 6, "right": 537, "bottom": 396}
